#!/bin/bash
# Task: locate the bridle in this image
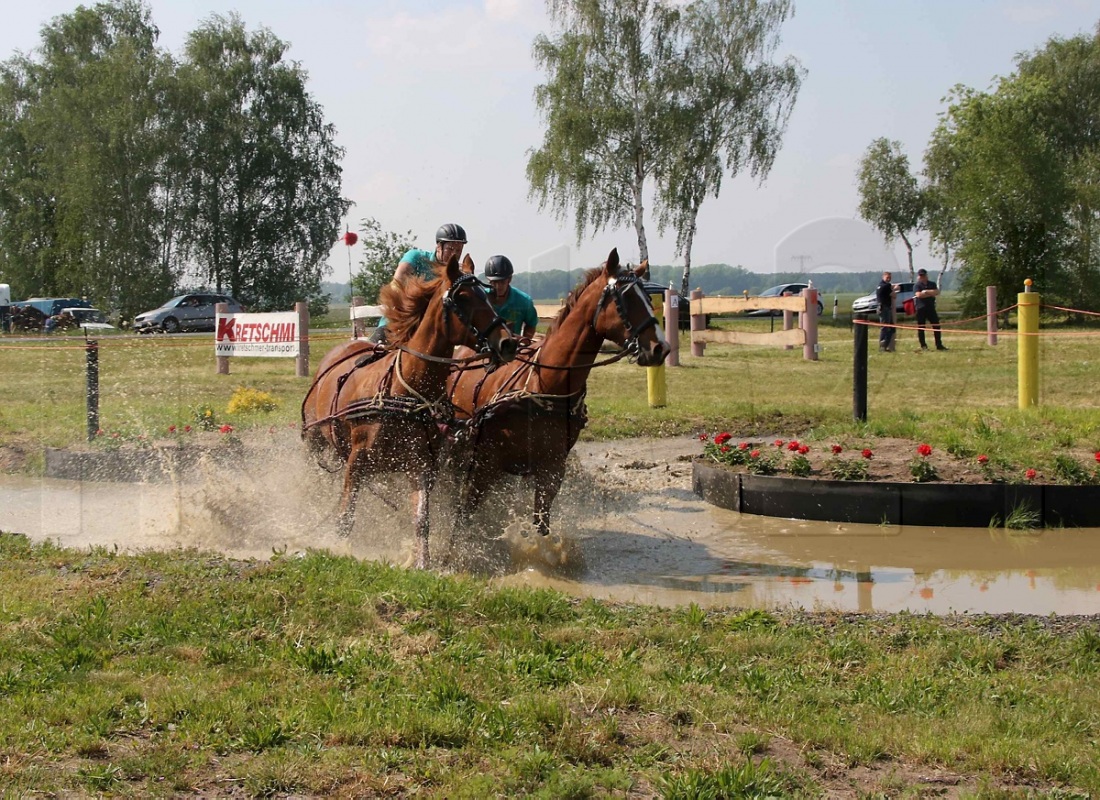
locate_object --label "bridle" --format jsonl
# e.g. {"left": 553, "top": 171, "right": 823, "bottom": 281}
{"left": 592, "top": 273, "right": 659, "bottom": 359}
{"left": 441, "top": 272, "right": 508, "bottom": 359}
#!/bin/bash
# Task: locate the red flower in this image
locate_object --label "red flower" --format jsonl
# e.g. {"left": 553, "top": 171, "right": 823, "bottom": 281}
{"left": 719, "top": 445, "right": 730, "bottom": 453}
{"left": 1095, "top": 451, "right": 1100, "bottom": 463}
{"left": 831, "top": 444, "right": 843, "bottom": 455}
{"left": 1025, "top": 468, "right": 1037, "bottom": 481}
{"left": 183, "top": 425, "right": 192, "bottom": 433}
{"left": 977, "top": 454, "right": 989, "bottom": 465}
{"left": 738, "top": 441, "right": 750, "bottom": 450}
{"left": 168, "top": 425, "right": 177, "bottom": 434}
{"left": 774, "top": 439, "right": 785, "bottom": 448}
{"left": 714, "top": 432, "right": 732, "bottom": 446}
{"left": 219, "top": 424, "right": 234, "bottom": 434}
{"left": 861, "top": 449, "right": 873, "bottom": 459}
{"left": 750, "top": 450, "right": 760, "bottom": 459}
{"left": 787, "top": 441, "right": 800, "bottom": 451}
{"left": 798, "top": 444, "right": 809, "bottom": 455}
{"left": 917, "top": 443, "right": 933, "bottom": 457}
{"left": 698, "top": 432, "right": 709, "bottom": 442}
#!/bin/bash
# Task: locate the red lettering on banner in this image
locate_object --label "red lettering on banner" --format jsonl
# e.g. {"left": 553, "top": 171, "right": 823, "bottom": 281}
{"left": 217, "top": 317, "right": 236, "bottom": 341}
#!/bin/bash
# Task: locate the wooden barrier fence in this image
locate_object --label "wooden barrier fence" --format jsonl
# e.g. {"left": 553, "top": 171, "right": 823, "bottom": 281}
{"left": 689, "top": 288, "right": 819, "bottom": 361}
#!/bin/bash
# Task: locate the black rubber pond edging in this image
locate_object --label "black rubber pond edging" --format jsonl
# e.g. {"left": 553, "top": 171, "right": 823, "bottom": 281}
{"left": 692, "top": 459, "right": 1100, "bottom": 528}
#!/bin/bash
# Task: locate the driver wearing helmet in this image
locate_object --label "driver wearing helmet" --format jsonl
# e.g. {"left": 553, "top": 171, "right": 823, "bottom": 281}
{"left": 483, "top": 255, "right": 538, "bottom": 340}
{"left": 369, "top": 223, "right": 468, "bottom": 344}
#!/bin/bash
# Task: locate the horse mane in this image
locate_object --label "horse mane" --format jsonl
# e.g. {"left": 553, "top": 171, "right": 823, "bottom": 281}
{"left": 378, "top": 264, "right": 445, "bottom": 343}
{"left": 545, "top": 266, "right": 605, "bottom": 335}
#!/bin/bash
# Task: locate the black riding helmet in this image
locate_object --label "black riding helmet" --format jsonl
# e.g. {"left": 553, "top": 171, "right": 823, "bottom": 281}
{"left": 484, "top": 255, "right": 514, "bottom": 282}
{"left": 435, "top": 223, "right": 467, "bottom": 244}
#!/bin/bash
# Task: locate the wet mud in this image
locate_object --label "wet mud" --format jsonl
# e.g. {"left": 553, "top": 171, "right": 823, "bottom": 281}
{"left": 3, "top": 433, "right": 1100, "bottom": 614}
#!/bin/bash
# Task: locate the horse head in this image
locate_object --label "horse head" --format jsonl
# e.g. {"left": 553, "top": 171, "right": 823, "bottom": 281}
{"left": 440, "top": 254, "right": 517, "bottom": 364}
{"left": 592, "top": 249, "right": 671, "bottom": 367}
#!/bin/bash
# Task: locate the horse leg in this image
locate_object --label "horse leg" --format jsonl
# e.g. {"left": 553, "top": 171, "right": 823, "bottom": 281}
{"left": 411, "top": 471, "right": 432, "bottom": 569}
{"left": 337, "top": 446, "right": 366, "bottom": 538}
{"left": 532, "top": 462, "right": 568, "bottom": 537}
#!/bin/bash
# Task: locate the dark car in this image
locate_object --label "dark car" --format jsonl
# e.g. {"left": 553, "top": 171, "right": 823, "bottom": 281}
{"left": 745, "top": 283, "right": 825, "bottom": 316}
{"left": 133, "top": 293, "right": 243, "bottom": 333}
{"left": 852, "top": 282, "right": 916, "bottom": 316}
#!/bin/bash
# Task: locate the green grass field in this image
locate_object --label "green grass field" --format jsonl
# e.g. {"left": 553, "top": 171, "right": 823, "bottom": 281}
{"left": 3, "top": 302, "right": 1100, "bottom": 795}
{"left": 2, "top": 301, "right": 1098, "bottom": 474}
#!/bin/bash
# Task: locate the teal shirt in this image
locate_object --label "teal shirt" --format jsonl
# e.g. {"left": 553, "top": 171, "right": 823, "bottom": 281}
{"left": 378, "top": 248, "right": 436, "bottom": 329}
{"left": 488, "top": 286, "right": 538, "bottom": 336}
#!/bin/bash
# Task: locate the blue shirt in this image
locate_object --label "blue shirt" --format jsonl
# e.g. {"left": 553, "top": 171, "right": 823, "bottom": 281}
{"left": 488, "top": 286, "right": 538, "bottom": 336}
{"left": 378, "top": 248, "right": 436, "bottom": 329}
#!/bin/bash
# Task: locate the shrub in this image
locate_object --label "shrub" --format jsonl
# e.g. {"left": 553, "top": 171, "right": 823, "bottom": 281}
{"left": 226, "top": 386, "right": 280, "bottom": 415}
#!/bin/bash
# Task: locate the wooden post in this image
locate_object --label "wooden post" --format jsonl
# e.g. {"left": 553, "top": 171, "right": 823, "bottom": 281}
{"left": 296, "top": 301, "right": 310, "bottom": 378}
{"left": 647, "top": 290, "right": 667, "bottom": 407}
{"left": 690, "top": 288, "right": 705, "bottom": 357}
{"left": 782, "top": 291, "right": 794, "bottom": 351}
{"left": 85, "top": 338, "right": 99, "bottom": 442}
{"left": 351, "top": 295, "right": 366, "bottom": 339}
{"left": 801, "top": 287, "right": 819, "bottom": 362}
{"left": 986, "top": 285, "right": 998, "bottom": 346}
{"left": 215, "top": 302, "right": 230, "bottom": 375}
{"left": 853, "top": 315, "right": 868, "bottom": 421}
{"left": 663, "top": 288, "right": 679, "bottom": 367}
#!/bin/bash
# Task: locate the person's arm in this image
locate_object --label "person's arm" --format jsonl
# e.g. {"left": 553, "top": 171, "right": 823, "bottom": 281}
{"left": 917, "top": 285, "right": 940, "bottom": 299}
{"left": 521, "top": 300, "right": 539, "bottom": 339}
{"left": 391, "top": 260, "right": 415, "bottom": 286}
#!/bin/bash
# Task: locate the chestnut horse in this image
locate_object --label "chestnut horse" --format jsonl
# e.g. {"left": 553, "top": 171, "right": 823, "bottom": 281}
{"left": 446, "top": 248, "right": 670, "bottom": 536}
{"left": 301, "top": 255, "right": 516, "bottom": 568}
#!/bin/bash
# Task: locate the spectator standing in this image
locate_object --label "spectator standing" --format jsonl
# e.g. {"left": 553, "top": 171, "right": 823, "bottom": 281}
{"left": 875, "top": 270, "right": 897, "bottom": 351}
{"left": 914, "top": 268, "right": 947, "bottom": 351}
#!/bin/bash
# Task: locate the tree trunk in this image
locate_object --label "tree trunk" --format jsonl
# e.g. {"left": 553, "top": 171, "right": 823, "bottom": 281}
{"left": 633, "top": 157, "right": 649, "bottom": 276}
{"left": 680, "top": 208, "right": 698, "bottom": 297}
{"left": 900, "top": 231, "right": 915, "bottom": 281}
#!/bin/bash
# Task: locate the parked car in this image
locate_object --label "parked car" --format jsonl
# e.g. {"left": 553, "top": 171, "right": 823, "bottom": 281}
{"left": 851, "top": 282, "right": 916, "bottom": 316}
{"left": 133, "top": 293, "right": 243, "bottom": 333}
{"left": 14, "top": 297, "right": 87, "bottom": 318}
{"left": 65, "top": 307, "right": 116, "bottom": 331}
{"left": 745, "top": 283, "right": 825, "bottom": 316}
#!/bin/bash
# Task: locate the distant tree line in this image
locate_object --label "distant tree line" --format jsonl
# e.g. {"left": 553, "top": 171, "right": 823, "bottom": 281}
{"left": 326, "top": 263, "right": 953, "bottom": 305}
{"left": 858, "top": 23, "right": 1100, "bottom": 317}
{"left": 0, "top": 0, "right": 348, "bottom": 319}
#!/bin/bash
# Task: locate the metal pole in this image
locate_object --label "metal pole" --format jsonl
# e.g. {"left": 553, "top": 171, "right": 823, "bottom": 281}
{"left": 853, "top": 315, "right": 868, "bottom": 422}
{"left": 85, "top": 338, "right": 99, "bottom": 442}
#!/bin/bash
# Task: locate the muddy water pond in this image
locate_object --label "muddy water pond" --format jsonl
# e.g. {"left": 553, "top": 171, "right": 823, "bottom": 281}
{"left": 2, "top": 435, "right": 1098, "bottom": 615}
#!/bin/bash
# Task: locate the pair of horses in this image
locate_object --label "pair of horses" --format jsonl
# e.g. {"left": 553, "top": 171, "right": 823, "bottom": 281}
{"left": 301, "top": 249, "right": 670, "bottom": 568}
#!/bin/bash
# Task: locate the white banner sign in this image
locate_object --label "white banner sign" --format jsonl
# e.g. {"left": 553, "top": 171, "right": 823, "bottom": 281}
{"left": 215, "top": 311, "right": 299, "bottom": 357}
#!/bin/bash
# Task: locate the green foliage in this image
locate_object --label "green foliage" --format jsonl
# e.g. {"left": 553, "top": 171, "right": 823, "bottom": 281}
{"left": 857, "top": 137, "right": 925, "bottom": 279}
{"left": 529, "top": 0, "right": 801, "bottom": 277}
{"left": 175, "top": 14, "right": 350, "bottom": 312}
{"left": 348, "top": 217, "right": 416, "bottom": 304}
{"left": 826, "top": 457, "right": 870, "bottom": 481}
{"left": 921, "top": 26, "right": 1100, "bottom": 315}
{"left": 0, "top": 3, "right": 348, "bottom": 318}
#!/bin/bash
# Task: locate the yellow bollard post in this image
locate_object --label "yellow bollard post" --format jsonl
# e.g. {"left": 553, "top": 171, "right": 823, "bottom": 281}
{"left": 1017, "top": 279, "right": 1039, "bottom": 409}
{"left": 647, "top": 291, "right": 667, "bottom": 408}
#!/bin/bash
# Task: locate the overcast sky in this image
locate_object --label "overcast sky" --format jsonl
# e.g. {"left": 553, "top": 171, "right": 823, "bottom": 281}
{"left": 3, "top": 0, "right": 1097, "bottom": 282}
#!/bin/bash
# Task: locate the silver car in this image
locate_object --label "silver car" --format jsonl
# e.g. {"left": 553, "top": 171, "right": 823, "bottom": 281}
{"left": 852, "top": 282, "right": 916, "bottom": 316}
{"left": 133, "top": 293, "right": 243, "bottom": 333}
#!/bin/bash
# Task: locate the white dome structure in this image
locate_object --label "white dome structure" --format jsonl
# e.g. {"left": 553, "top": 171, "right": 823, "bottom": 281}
{"left": 774, "top": 217, "right": 899, "bottom": 274}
